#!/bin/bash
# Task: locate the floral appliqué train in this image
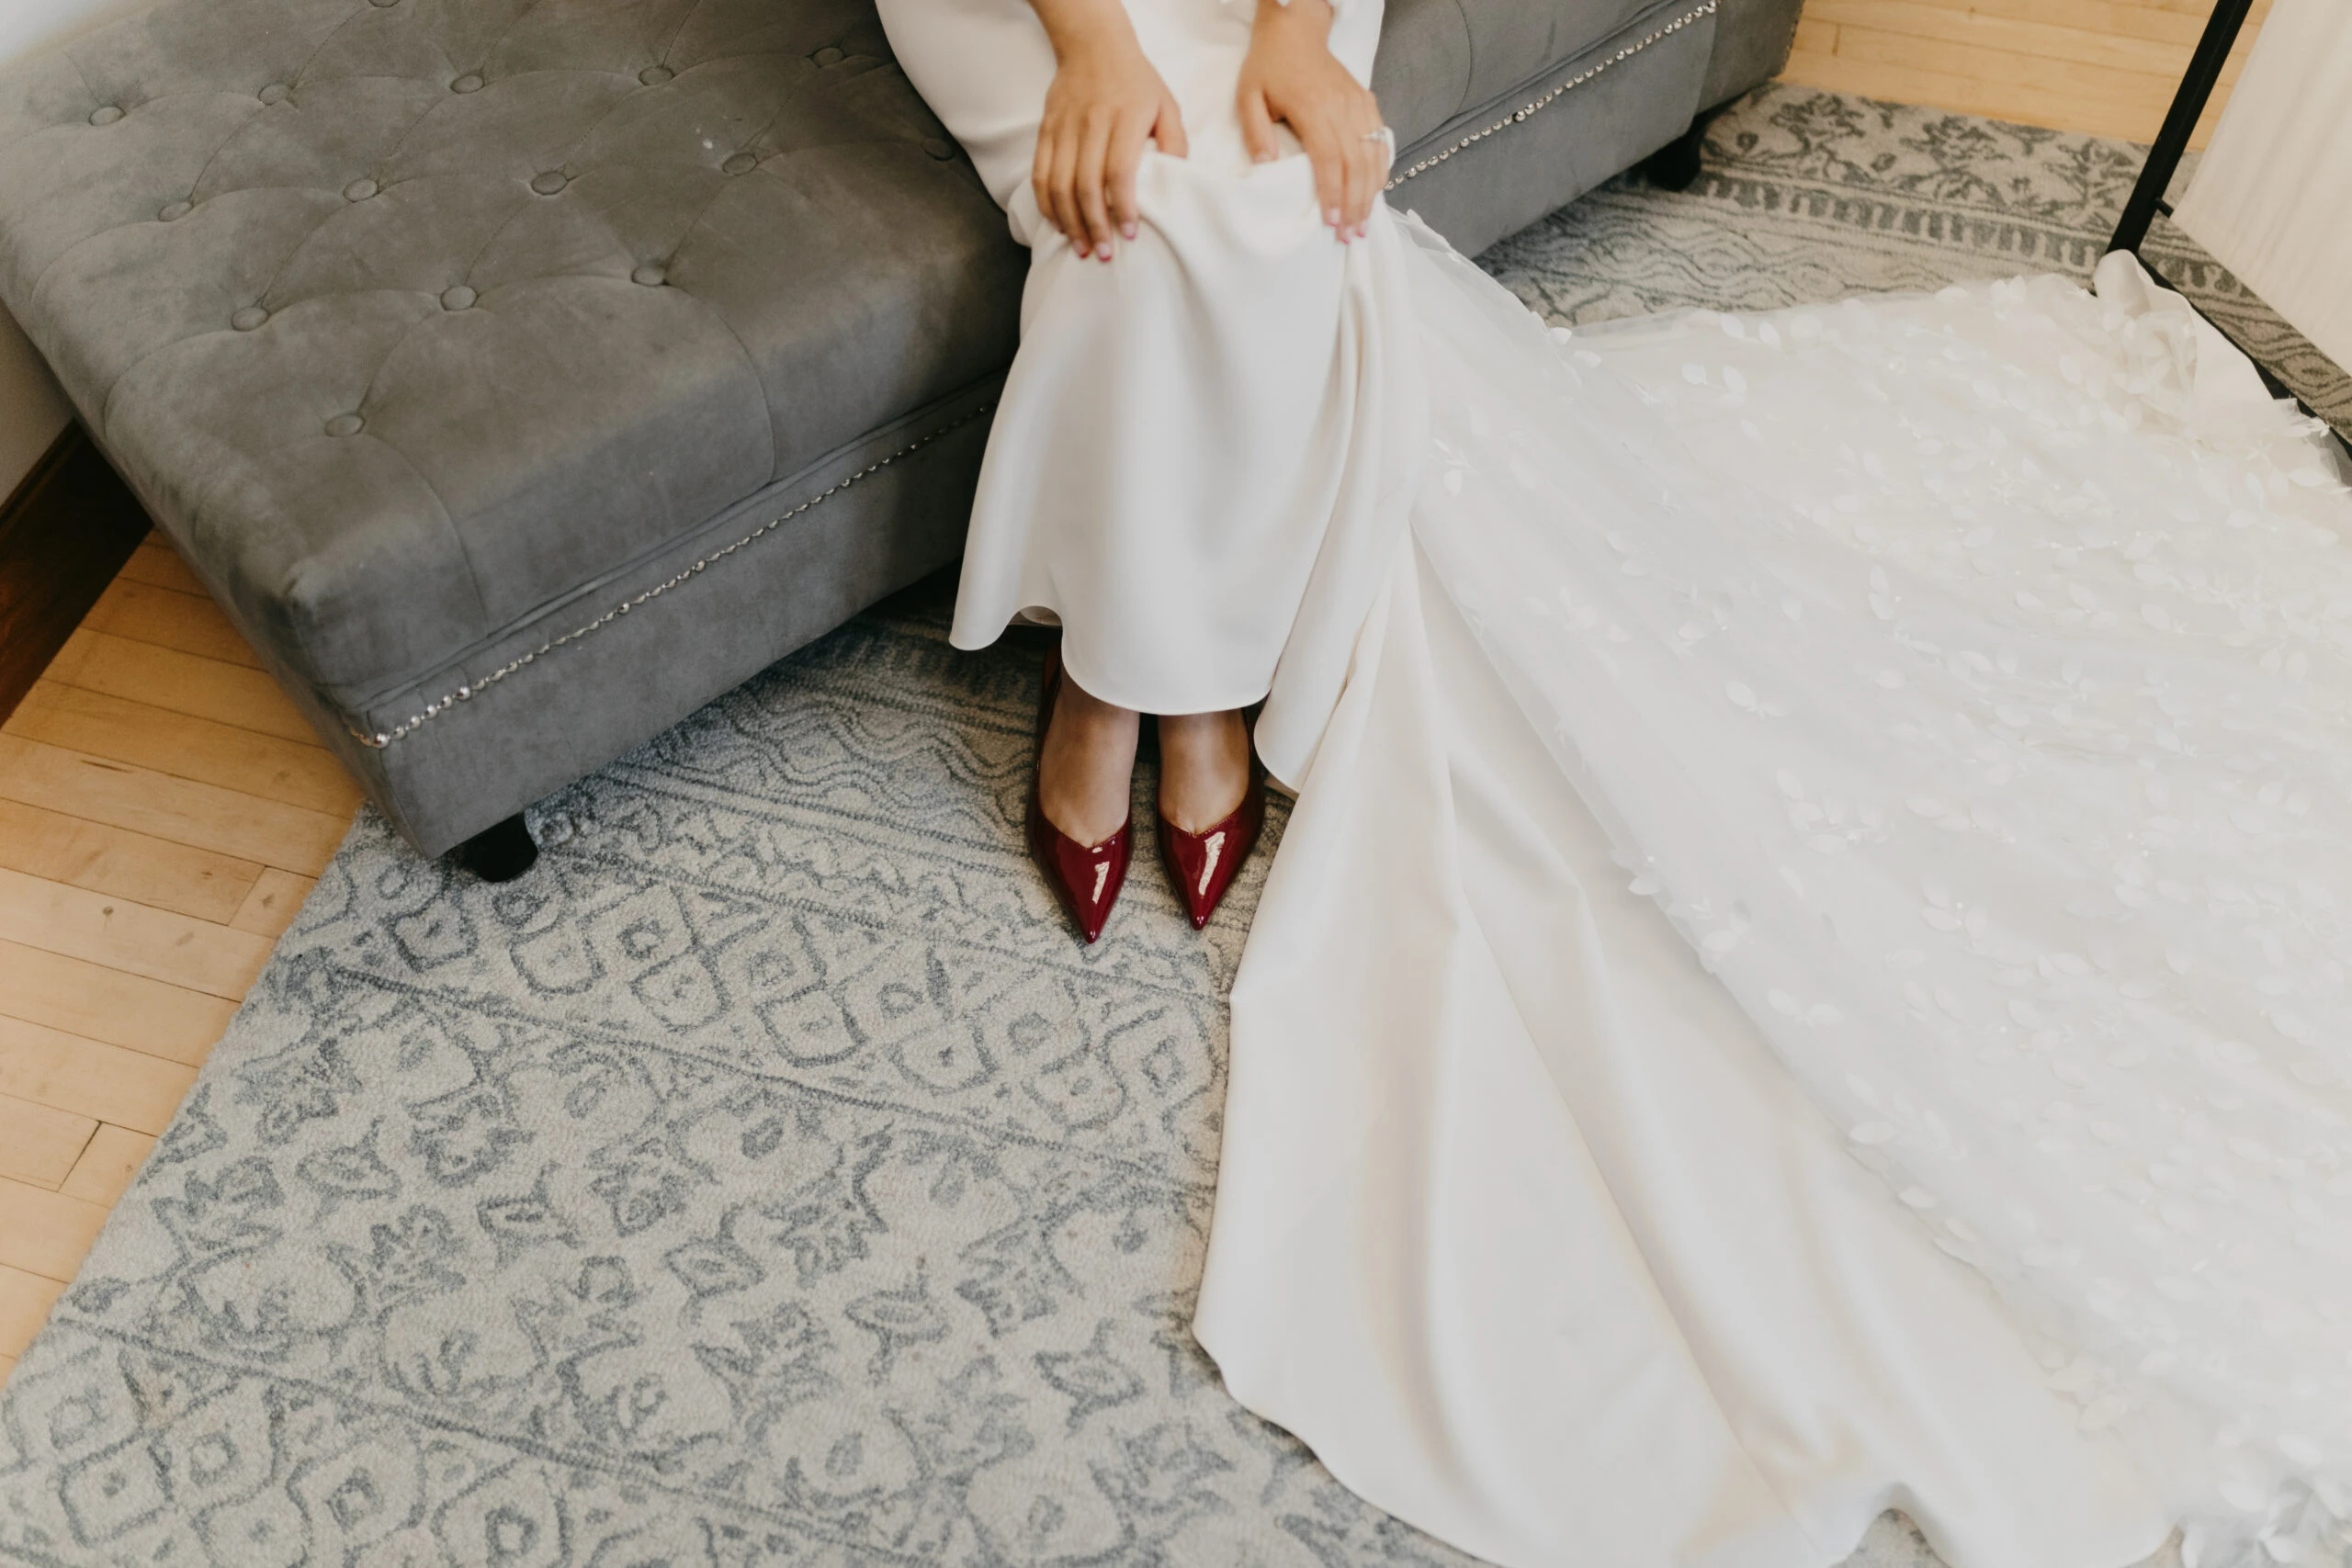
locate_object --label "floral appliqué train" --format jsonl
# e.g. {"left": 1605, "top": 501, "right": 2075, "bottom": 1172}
{"left": 881, "top": 3, "right": 2352, "bottom": 1562}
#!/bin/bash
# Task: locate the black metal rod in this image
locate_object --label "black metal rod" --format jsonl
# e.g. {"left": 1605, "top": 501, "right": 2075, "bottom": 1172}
{"left": 2108, "top": 0, "right": 2257, "bottom": 256}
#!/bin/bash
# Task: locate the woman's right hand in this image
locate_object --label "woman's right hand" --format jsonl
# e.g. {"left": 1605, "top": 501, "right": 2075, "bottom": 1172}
{"left": 1032, "top": 0, "right": 1190, "bottom": 260}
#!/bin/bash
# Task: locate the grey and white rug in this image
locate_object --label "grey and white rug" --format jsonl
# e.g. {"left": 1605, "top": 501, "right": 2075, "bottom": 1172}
{"left": 4, "top": 85, "right": 2343, "bottom": 1568}
{"left": 1482, "top": 87, "right": 2348, "bottom": 434}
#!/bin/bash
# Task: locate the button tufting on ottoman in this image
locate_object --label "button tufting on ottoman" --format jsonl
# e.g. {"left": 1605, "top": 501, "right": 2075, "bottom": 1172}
{"left": 0, "top": 0, "right": 1025, "bottom": 855}
{"left": 0, "top": 0, "right": 1799, "bottom": 861}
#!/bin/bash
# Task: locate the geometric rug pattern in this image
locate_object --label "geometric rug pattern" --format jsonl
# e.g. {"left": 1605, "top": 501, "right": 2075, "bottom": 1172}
{"left": 6, "top": 83, "right": 2326, "bottom": 1566}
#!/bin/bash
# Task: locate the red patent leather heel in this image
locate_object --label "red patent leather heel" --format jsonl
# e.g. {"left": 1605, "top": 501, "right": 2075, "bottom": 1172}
{"left": 1157, "top": 735, "right": 1265, "bottom": 931}
{"left": 1027, "top": 646, "right": 1132, "bottom": 945}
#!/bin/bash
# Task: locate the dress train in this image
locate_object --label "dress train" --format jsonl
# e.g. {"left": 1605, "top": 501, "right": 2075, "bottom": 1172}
{"left": 1205, "top": 218, "right": 2352, "bottom": 1566}
{"left": 875, "top": 2, "right": 2352, "bottom": 1561}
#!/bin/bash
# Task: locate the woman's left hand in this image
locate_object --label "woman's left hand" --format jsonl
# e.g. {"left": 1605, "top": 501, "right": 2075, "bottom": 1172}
{"left": 1236, "top": 0, "right": 1387, "bottom": 242}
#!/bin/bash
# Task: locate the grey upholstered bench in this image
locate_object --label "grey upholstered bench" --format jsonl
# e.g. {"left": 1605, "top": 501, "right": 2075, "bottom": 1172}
{"left": 0, "top": 0, "right": 1796, "bottom": 874}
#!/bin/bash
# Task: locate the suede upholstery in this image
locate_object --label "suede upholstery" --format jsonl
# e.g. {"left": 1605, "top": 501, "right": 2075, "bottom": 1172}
{"left": 0, "top": 0, "right": 1796, "bottom": 855}
{"left": 1377, "top": 0, "right": 1730, "bottom": 254}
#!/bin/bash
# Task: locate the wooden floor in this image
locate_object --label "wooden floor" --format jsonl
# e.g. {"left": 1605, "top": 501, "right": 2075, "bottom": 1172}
{"left": 0, "top": 0, "right": 2271, "bottom": 1388}
{"left": 0, "top": 535, "right": 362, "bottom": 1386}
{"left": 1781, "top": 0, "right": 2268, "bottom": 148}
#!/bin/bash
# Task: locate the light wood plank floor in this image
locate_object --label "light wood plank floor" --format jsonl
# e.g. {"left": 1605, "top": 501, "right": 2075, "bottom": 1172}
{"left": 1783, "top": 0, "right": 2268, "bottom": 148}
{"left": 0, "top": 535, "right": 362, "bottom": 1386}
{"left": 0, "top": 3, "right": 2258, "bottom": 1388}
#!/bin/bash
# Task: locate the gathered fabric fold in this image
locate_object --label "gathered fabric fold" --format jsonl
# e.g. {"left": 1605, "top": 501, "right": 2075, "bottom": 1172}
{"left": 880, "top": 1, "right": 2352, "bottom": 1559}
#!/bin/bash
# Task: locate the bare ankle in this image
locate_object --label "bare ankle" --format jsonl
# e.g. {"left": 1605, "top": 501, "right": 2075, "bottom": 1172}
{"left": 1039, "top": 674, "right": 1138, "bottom": 846}
{"left": 1157, "top": 709, "right": 1250, "bottom": 833}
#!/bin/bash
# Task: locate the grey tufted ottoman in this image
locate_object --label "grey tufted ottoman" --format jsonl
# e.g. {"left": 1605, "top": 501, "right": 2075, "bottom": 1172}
{"left": 0, "top": 0, "right": 1796, "bottom": 866}
{"left": 0, "top": 0, "right": 1021, "bottom": 863}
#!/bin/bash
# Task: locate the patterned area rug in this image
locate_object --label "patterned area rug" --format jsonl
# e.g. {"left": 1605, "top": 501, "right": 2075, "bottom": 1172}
{"left": 1482, "top": 88, "right": 2349, "bottom": 435}
{"left": 6, "top": 84, "right": 2341, "bottom": 1568}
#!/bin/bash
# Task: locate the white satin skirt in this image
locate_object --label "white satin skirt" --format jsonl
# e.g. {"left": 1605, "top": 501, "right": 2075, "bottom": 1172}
{"left": 879, "top": 0, "right": 1401, "bottom": 718}
{"left": 876, "top": 2, "right": 2352, "bottom": 1563}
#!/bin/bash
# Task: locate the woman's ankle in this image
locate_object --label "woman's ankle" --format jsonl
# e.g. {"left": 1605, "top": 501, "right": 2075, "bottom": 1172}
{"left": 1040, "top": 677, "right": 1139, "bottom": 846}
{"left": 1158, "top": 709, "right": 1250, "bottom": 832}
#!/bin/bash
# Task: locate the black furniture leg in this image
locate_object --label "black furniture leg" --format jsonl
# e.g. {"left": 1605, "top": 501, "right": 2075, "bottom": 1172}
{"left": 456, "top": 814, "right": 538, "bottom": 882}
{"left": 2102, "top": 0, "right": 2346, "bottom": 461}
{"left": 1638, "top": 107, "right": 1720, "bottom": 193}
{"left": 2107, "top": 0, "right": 2256, "bottom": 256}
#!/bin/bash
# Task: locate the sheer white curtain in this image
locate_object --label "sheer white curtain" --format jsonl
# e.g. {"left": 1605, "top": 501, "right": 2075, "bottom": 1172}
{"left": 2171, "top": 0, "right": 2352, "bottom": 376}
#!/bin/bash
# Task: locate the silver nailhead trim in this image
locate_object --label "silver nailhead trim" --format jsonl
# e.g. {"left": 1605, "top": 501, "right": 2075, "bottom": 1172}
{"left": 1385, "top": 2, "right": 1718, "bottom": 190}
{"left": 349, "top": 404, "right": 994, "bottom": 750}
{"left": 350, "top": 3, "right": 1712, "bottom": 750}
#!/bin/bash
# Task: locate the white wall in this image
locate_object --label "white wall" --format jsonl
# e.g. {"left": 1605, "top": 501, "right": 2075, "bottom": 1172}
{"left": 0, "top": 314, "right": 71, "bottom": 500}
{"left": 0, "top": 0, "right": 145, "bottom": 500}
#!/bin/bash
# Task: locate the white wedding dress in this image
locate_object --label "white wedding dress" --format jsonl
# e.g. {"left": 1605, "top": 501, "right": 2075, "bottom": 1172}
{"left": 876, "top": 3, "right": 2352, "bottom": 1565}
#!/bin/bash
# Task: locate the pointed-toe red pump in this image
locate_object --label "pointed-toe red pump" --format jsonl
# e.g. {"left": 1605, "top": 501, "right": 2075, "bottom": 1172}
{"left": 1027, "top": 647, "right": 1132, "bottom": 945}
{"left": 1157, "top": 750, "right": 1265, "bottom": 931}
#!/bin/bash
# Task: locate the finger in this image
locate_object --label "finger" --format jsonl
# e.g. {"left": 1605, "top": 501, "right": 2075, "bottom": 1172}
{"left": 1037, "top": 125, "right": 1067, "bottom": 249}
{"left": 1032, "top": 123, "right": 1060, "bottom": 244}
{"left": 1357, "top": 98, "right": 1388, "bottom": 231}
{"left": 1108, "top": 110, "right": 1148, "bottom": 241}
{"left": 1047, "top": 122, "right": 1084, "bottom": 251}
{"left": 1331, "top": 119, "right": 1364, "bottom": 235}
{"left": 1237, "top": 85, "right": 1278, "bottom": 166}
{"left": 1154, "top": 91, "right": 1190, "bottom": 161}
{"left": 1317, "top": 110, "right": 1365, "bottom": 240}
{"left": 1075, "top": 107, "right": 1115, "bottom": 258}
{"left": 1347, "top": 120, "right": 1377, "bottom": 231}
{"left": 1339, "top": 96, "right": 1378, "bottom": 230}
{"left": 1295, "top": 119, "right": 1345, "bottom": 233}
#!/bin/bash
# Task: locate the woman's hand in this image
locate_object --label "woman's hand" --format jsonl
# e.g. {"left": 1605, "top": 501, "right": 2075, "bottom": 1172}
{"left": 1238, "top": 0, "right": 1386, "bottom": 240}
{"left": 1031, "top": 0, "right": 1190, "bottom": 260}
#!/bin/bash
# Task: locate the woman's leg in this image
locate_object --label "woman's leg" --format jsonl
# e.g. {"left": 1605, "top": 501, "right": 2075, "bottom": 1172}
{"left": 1038, "top": 690, "right": 1250, "bottom": 843}
{"left": 1037, "top": 676, "right": 1140, "bottom": 847}
{"left": 1158, "top": 710, "right": 1251, "bottom": 831}
{"left": 881, "top": 0, "right": 1385, "bottom": 890}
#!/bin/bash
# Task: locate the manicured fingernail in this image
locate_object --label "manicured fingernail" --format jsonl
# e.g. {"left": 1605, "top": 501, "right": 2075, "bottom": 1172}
{"left": 1254, "top": 151, "right": 1275, "bottom": 164}
{"left": 1121, "top": 222, "right": 1136, "bottom": 240}
{"left": 1326, "top": 207, "right": 1341, "bottom": 227}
